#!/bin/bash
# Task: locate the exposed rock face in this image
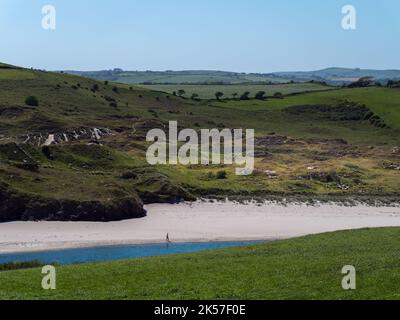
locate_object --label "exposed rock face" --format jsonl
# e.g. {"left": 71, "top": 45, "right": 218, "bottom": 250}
{"left": 20, "top": 127, "right": 113, "bottom": 146}
{"left": 0, "top": 183, "right": 146, "bottom": 222}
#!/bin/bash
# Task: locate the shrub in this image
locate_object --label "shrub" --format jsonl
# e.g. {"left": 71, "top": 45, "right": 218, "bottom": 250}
{"left": 25, "top": 96, "right": 39, "bottom": 107}
{"left": 121, "top": 171, "right": 138, "bottom": 180}
{"left": 255, "top": 91, "right": 266, "bottom": 100}
{"left": 112, "top": 86, "right": 119, "bottom": 93}
{"left": 104, "top": 95, "right": 116, "bottom": 102}
{"left": 216, "top": 170, "right": 227, "bottom": 179}
{"left": 240, "top": 92, "right": 250, "bottom": 100}
{"left": 42, "top": 146, "right": 54, "bottom": 160}
{"left": 273, "top": 92, "right": 283, "bottom": 99}
{"left": 92, "top": 84, "right": 99, "bottom": 91}
{"left": 215, "top": 92, "right": 224, "bottom": 100}
{"left": 0, "top": 260, "right": 43, "bottom": 271}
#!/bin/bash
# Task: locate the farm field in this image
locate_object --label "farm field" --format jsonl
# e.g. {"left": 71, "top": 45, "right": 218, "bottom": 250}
{"left": 213, "top": 87, "right": 400, "bottom": 130}
{"left": 138, "top": 82, "right": 336, "bottom": 99}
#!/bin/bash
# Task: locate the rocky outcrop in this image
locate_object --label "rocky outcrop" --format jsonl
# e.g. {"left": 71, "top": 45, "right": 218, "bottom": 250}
{"left": 0, "top": 183, "right": 146, "bottom": 222}
{"left": 20, "top": 127, "right": 113, "bottom": 146}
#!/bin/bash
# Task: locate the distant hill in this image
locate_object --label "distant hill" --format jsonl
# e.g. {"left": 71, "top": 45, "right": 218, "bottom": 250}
{"left": 64, "top": 69, "right": 290, "bottom": 85}
{"left": 271, "top": 67, "right": 400, "bottom": 84}
{"left": 65, "top": 67, "right": 400, "bottom": 85}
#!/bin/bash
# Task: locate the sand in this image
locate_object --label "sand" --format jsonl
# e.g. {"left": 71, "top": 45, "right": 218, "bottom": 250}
{"left": 0, "top": 201, "right": 399, "bottom": 253}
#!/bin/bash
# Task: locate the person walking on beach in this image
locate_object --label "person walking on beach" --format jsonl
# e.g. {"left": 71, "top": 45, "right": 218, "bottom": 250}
{"left": 166, "top": 233, "right": 171, "bottom": 243}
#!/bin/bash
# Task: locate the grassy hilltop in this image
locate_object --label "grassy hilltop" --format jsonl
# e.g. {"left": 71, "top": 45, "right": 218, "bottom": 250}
{"left": 1, "top": 228, "right": 400, "bottom": 300}
{"left": 0, "top": 63, "right": 399, "bottom": 221}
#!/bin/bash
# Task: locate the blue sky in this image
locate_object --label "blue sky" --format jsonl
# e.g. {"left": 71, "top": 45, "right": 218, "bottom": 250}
{"left": 0, "top": 0, "right": 399, "bottom": 72}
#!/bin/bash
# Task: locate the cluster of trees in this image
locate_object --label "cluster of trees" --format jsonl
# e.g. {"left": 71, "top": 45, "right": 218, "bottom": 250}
{"left": 387, "top": 80, "right": 400, "bottom": 88}
{"left": 347, "top": 77, "right": 374, "bottom": 88}
{"left": 348, "top": 77, "right": 400, "bottom": 89}
{"left": 173, "top": 89, "right": 284, "bottom": 101}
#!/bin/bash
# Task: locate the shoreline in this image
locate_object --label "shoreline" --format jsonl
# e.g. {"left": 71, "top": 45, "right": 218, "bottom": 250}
{"left": 1, "top": 201, "right": 400, "bottom": 254}
{"left": 0, "top": 237, "right": 278, "bottom": 255}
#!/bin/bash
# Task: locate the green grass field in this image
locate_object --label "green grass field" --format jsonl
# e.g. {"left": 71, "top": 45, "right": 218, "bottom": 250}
{"left": 1, "top": 228, "right": 399, "bottom": 300}
{"left": 138, "top": 83, "right": 335, "bottom": 99}
{"left": 213, "top": 87, "right": 400, "bottom": 129}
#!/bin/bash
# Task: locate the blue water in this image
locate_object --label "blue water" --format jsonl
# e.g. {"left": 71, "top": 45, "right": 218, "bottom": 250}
{"left": 0, "top": 241, "right": 260, "bottom": 265}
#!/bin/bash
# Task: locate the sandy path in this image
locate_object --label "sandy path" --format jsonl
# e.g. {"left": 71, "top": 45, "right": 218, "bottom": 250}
{"left": 0, "top": 201, "right": 399, "bottom": 253}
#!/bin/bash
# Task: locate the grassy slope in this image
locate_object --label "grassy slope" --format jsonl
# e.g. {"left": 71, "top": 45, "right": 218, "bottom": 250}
{"left": 138, "top": 83, "right": 335, "bottom": 99}
{"left": 214, "top": 87, "right": 400, "bottom": 130}
{"left": 1, "top": 64, "right": 399, "bottom": 209}
{"left": 1, "top": 228, "right": 399, "bottom": 300}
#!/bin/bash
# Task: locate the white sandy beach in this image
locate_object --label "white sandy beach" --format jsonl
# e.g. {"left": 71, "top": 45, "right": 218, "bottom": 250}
{"left": 0, "top": 201, "right": 400, "bottom": 253}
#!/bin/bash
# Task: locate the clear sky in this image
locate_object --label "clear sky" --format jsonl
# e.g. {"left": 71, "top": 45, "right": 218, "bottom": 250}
{"left": 0, "top": 0, "right": 399, "bottom": 72}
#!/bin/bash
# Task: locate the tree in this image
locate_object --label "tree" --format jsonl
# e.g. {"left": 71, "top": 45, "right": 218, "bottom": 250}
{"left": 112, "top": 86, "right": 119, "bottom": 93}
{"left": 232, "top": 93, "right": 238, "bottom": 99}
{"left": 92, "top": 84, "right": 99, "bottom": 91}
{"left": 215, "top": 91, "right": 224, "bottom": 100}
{"left": 177, "top": 89, "right": 186, "bottom": 97}
{"left": 273, "top": 92, "right": 283, "bottom": 99}
{"left": 240, "top": 91, "right": 250, "bottom": 100}
{"left": 348, "top": 77, "right": 373, "bottom": 88}
{"left": 255, "top": 91, "right": 266, "bottom": 100}
{"left": 25, "top": 96, "right": 39, "bottom": 107}
{"left": 191, "top": 93, "right": 199, "bottom": 100}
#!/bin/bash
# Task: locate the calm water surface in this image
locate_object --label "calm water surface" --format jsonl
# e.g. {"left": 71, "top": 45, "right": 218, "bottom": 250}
{"left": 0, "top": 241, "right": 261, "bottom": 265}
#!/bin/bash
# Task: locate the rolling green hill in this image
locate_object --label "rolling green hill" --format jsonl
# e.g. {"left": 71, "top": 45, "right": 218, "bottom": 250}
{"left": 1, "top": 228, "right": 399, "bottom": 300}
{"left": 0, "top": 63, "right": 399, "bottom": 222}
{"left": 273, "top": 67, "right": 400, "bottom": 84}
{"left": 66, "top": 67, "right": 400, "bottom": 85}
{"left": 213, "top": 87, "right": 400, "bottom": 130}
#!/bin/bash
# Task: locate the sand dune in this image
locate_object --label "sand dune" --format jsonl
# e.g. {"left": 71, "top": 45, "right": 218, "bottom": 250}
{"left": 0, "top": 201, "right": 399, "bottom": 253}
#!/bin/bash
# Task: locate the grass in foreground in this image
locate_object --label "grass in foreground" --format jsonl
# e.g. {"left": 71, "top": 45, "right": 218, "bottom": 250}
{"left": 1, "top": 228, "right": 399, "bottom": 300}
